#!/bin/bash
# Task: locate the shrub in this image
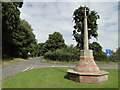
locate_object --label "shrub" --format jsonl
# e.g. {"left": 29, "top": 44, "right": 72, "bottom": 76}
{"left": 109, "top": 53, "right": 119, "bottom": 62}
{"left": 44, "top": 46, "right": 119, "bottom": 62}
{"left": 93, "top": 51, "right": 107, "bottom": 61}
{"left": 44, "top": 46, "right": 80, "bottom": 61}
{"left": 93, "top": 51, "right": 119, "bottom": 62}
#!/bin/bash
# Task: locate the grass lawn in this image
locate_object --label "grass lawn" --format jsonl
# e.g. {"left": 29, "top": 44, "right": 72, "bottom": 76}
{"left": 41, "top": 59, "right": 118, "bottom": 65}
{"left": 2, "top": 67, "right": 118, "bottom": 88}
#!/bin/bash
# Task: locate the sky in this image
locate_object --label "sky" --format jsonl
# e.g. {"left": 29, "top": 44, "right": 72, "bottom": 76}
{"left": 20, "top": 1, "right": 118, "bottom": 52}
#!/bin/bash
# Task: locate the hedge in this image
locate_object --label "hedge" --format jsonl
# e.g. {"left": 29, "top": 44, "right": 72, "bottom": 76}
{"left": 44, "top": 47, "right": 80, "bottom": 61}
{"left": 44, "top": 47, "right": 119, "bottom": 62}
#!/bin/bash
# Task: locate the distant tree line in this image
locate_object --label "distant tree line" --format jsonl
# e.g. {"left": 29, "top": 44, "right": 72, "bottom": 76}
{"left": 38, "top": 32, "right": 119, "bottom": 62}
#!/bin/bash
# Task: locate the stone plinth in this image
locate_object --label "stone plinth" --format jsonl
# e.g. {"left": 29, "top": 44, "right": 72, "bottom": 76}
{"left": 67, "top": 69, "right": 109, "bottom": 83}
{"left": 74, "top": 50, "right": 100, "bottom": 73}
{"left": 67, "top": 50, "right": 109, "bottom": 83}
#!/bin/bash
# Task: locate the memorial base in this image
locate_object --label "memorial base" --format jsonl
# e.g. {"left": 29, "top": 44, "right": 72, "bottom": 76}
{"left": 67, "top": 69, "right": 109, "bottom": 84}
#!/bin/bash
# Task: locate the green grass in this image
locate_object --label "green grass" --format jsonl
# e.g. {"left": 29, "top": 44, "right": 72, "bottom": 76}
{"left": 2, "top": 67, "right": 118, "bottom": 88}
{"left": 41, "top": 59, "right": 118, "bottom": 65}
{"left": 41, "top": 59, "right": 78, "bottom": 64}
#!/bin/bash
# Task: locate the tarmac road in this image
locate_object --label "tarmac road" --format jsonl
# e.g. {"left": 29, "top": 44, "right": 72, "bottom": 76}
{"left": 1, "top": 57, "right": 119, "bottom": 80}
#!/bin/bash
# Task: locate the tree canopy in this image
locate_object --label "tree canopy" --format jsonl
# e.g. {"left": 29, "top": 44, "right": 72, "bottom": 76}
{"left": 73, "top": 6, "right": 100, "bottom": 49}
{"left": 2, "top": 1, "right": 37, "bottom": 58}
{"left": 42, "top": 32, "right": 66, "bottom": 53}
{"left": 89, "top": 42, "right": 102, "bottom": 52}
{"left": 2, "top": 1, "right": 23, "bottom": 57}
{"left": 15, "top": 20, "right": 36, "bottom": 58}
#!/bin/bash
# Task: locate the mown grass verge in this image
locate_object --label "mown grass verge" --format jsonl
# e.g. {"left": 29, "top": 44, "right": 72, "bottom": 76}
{"left": 41, "top": 59, "right": 118, "bottom": 65}
{"left": 2, "top": 67, "right": 118, "bottom": 88}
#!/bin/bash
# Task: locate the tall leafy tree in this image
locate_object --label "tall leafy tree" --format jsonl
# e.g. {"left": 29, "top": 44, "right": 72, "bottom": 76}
{"left": 2, "top": 1, "right": 38, "bottom": 59}
{"left": 73, "top": 6, "right": 100, "bottom": 49}
{"left": 2, "top": 1, "right": 23, "bottom": 58}
{"left": 13, "top": 20, "right": 36, "bottom": 58}
{"left": 43, "top": 32, "right": 66, "bottom": 54}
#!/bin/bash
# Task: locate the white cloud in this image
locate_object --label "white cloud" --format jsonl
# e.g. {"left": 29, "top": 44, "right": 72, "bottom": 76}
{"left": 20, "top": 2, "right": 118, "bottom": 51}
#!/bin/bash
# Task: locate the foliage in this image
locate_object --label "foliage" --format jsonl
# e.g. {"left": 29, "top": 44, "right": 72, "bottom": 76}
{"left": 89, "top": 42, "right": 102, "bottom": 52}
{"left": 90, "top": 43, "right": 119, "bottom": 62}
{"left": 42, "top": 32, "right": 66, "bottom": 54}
{"left": 88, "top": 42, "right": 107, "bottom": 61}
{"left": 2, "top": 1, "right": 38, "bottom": 59}
{"left": 28, "top": 43, "right": 39, "bottom": 57}
{"left": 108, "top": 47, "right": 120, "bottom": 62}
{"left": 2, "top": 1, "right": 23, "bottom": 58}
{"left": 44, "top": 41, "right": 118, "bottom": 62}
{"left": 73, "top": 6, "right": 100, "bottom": 49}
{"left": 93, "top": 51, "right": 107, "bottom": 61}
{"left": 12, "top": 20, "right": 36, "bottom": 46}
{"left": 15, "top": 20, "right": 37, "bottom": 58}
{"left": 44, "top": 45, "right": 80, "bottom": 61}
{"left": 37, "top": 43, "right": 45, "bottom": 56}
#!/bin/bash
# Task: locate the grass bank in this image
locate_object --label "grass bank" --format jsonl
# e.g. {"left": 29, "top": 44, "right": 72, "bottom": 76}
{"left": 41, "top": 59, "right": 118, "bottom": 65}
{"left": 1, "top": 57, "right": 33, "bottom": 66}
{"left": 2, "top": 67, "right": 118, "bottom": 88}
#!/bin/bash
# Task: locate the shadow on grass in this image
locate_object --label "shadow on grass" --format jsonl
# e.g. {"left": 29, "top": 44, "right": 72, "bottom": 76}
{"left": 54, "top": 67, "right": 67, "bottom": 73}
{"left": 53, "top": 67, "right": 72, "bottom": 79}
{"left": 54, "top": 67, "right": 74, "bottom": 73}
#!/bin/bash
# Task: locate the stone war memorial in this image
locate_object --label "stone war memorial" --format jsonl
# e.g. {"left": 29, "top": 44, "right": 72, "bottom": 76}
{"left": 67, "top": 6, "right": 109, "bottom": 84}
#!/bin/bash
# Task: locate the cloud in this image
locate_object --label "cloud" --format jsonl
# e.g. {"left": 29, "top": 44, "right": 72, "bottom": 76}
{"left": 20, "top": 2, "right": 118, "bottom": 51}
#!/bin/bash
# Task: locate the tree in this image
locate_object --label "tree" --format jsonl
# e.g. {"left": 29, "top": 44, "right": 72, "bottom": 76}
{"left": 2, "top": 1, "right": 23, "bottom": 58}
{"left": 89, "top": 42, "right": 102, "bottom": 52}
{"left": 28, "top": 43, "right": 39, "bottom": 57}
{"left": 109, "top": 47, "right": 120, "bottom": 61}
{"left": 73, "top": 6, "right": 100, "bottom": 49}
{"left": 2, "top": 1, "right": 39, "bottom": 59}
{"left": 89, "top": 42, "right": 107, "bottom": 61}
{"left": 43, "top": 32, "right": 66, "bottom": 54}
{"left": 38, "top": 43, "right": 45, "bottom": 56}
{"left": 14, "top": 20, "right": 36, "bottom": 58}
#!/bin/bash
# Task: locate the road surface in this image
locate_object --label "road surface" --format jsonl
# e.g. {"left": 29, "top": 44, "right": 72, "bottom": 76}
{"left": 1, "top": 57, "right": 119, "bottom": 80}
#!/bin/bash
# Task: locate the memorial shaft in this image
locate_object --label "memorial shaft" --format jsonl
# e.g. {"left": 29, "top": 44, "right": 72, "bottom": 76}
{"left": 84, "top": 8, "right": 89, "bottom": 50}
